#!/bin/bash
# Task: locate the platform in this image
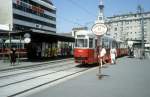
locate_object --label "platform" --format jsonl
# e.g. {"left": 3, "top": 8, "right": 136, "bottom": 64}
{"left": 24, "top": 57, "right": 150, "bottom": 97}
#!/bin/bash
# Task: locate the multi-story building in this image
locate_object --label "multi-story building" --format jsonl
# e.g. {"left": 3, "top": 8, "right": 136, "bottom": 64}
{"left": 0, "top": 0, "right": 75, "bottom": 59}
{"left": 0, "top": 0, "right": 56, "bottom": 33}
{"left": 106, "top": 11, "right": 150, "bottom": 47}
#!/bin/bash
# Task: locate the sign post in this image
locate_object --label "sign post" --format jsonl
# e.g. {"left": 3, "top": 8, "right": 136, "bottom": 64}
{"left": 91, "top": 23, "right": 107, "bottom": 78}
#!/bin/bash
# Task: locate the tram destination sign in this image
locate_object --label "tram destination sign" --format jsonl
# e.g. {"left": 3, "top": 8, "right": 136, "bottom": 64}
{"left": 91, "top": 23, "right": 107, "bottom": 36}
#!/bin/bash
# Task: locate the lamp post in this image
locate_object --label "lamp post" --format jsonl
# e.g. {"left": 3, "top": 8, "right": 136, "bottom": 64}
{"left": 8, "top": 24, "right": 12, "bottom": 64}
{"left": 91, "top": 0, "right": 107, "bottom": 78}
{"left": 138, "top": 5, "right": 145, "bottom": 59}
{"left": 8, "top": 24, "right": 11, "bottom": 49}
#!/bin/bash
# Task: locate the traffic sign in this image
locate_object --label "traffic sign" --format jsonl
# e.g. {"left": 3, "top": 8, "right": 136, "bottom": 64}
{"left": 91, "top": 23, "right": 107, "bottom": 36}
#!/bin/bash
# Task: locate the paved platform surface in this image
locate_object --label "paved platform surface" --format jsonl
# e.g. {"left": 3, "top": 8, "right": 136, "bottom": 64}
{"left": 0, "top": 57, "right": 72, "bottom": 71}
{"left": 24, "top": 57, "right": 150, "bottom": 97}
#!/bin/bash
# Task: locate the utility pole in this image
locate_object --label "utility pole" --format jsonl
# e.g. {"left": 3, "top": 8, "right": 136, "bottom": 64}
{"left": 138, "top": 5, "right": 145, "bottom": 59}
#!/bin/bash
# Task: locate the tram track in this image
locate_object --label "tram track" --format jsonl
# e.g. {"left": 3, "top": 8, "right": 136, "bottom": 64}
{"left": 0, "top": 59, "right": 74, "bottom": 78}
{"left": 0, "top": 62, "right": 75, "bottom": 88}
{"left": 0, "top": 62, "right": 91, "bottom": 97}
{"left": 8, "top": 67, "right": 89, "bottom": 97}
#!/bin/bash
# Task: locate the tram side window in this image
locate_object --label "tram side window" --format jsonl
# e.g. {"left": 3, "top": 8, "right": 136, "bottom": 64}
{"left": 75, "top": 39, "right": 88, "bottom": 47}
{"left": 89, "top": 38, "right": 93, "bottom": 48}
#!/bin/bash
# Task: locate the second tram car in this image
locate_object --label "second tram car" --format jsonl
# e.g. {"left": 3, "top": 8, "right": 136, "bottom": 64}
{"left": 74, "top": 29, "right": 127, "bottom": 64}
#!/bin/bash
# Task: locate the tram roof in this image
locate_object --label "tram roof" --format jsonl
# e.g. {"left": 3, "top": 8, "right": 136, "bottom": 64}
{"left": 75, "top": 30, "right": 95, "bottom": 37}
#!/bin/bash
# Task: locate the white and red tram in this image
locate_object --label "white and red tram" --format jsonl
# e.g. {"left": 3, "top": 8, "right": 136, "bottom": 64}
{"left": 74, "top": 29, "right": 128, "bottom": 64}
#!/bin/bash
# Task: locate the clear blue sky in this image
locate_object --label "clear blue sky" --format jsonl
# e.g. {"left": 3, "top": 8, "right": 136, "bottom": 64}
{"left": 52, "top": 0, "right": 150, "bottom": 33}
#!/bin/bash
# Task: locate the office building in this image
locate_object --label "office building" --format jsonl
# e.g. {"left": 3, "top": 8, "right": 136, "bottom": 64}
{"left": 0, "top": 0, "right": 74, "bottom": 59}
{"left": 106, "top": 11, "right": 150, "bottom": 47}
{"left": 0, "top": 0, "right": 56, "bottom": 33}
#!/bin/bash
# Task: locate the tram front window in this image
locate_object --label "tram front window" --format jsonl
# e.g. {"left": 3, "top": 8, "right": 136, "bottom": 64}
{"left": 75, "top": 39, "right": 87, "bottom": 48}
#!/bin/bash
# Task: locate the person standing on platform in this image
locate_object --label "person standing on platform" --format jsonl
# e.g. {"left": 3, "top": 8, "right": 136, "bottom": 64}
{"left": 99, "top": 46, "right": 106, "bottom": 66}
{"left": 37, "top": 46, "right": 41, "bottom": 58}
{"left": 110, "top": 47, "right": 117, "bottom": 64}
{"left": 10, "top": 47, "right": 16, "bottom": 65}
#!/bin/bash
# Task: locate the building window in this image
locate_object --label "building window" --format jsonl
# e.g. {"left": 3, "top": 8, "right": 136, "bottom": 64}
{"left": 120, "top": 27, "right": 123, "bottom": 31}
{"left": 127, "top": 32, "right": 129, "bottom": 35}
{"left": 125, "top": 21, "right": 129, "bottom": 24}
{"left": 134, "top": 14, "right": 137, "bottom": 17}
{"left": 89, "top": 38, "right": 93, "bottom": 48}
{"left": 144, "top": 14, "right": 147, "bottom": 16}
{"left": 13, "top": 14, "right": 56, "bottom": 28}
{"left": 115, "top": 33, "right": 117, "bottom": 37}
{"left": 13, "top": 3, "right": 56, "bottom": 21}
{"left": 13, "top": 24, "right": 56, "bottom": 33}
{"left": 126, "top": 27, "right": 129, "bottom": 30}
{"left": 114, "top": 27, "right": 117, "bottom": 31}
{"left": 99, "top": 17, "right": 102, "bottom": 20}
{"left": 18, "top": 0, "right": 56, "bottom": 14}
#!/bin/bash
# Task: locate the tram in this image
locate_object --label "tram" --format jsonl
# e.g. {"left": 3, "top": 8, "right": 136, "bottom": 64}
{"left": 74, "top": 29, "right": 128, "bottom": 64}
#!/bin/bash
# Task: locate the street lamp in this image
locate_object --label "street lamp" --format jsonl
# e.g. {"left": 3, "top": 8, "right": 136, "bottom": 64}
{"left": 138, "top": 5, "right": 145, "bottom": 59}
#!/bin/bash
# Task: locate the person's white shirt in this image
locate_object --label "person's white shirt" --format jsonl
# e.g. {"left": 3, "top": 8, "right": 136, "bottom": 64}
{"left": 110, "top": 48, "right": 117, "bottom": 63}
{"left": 100, "top": 48, "right": 106, "bottom": 57}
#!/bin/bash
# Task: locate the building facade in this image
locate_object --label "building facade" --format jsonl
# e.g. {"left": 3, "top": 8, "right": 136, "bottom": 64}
{"left": 0, "top": 0, "right": 75, "bottom": 59}
{"left": 106, "top": 12, "right": 150, "bottom": 47}
{"left": 0, "top": 0, "right": 56, "bottom": 33}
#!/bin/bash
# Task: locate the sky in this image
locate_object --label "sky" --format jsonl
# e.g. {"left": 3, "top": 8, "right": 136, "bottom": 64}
{"left": 52, "top": 0, "right": 150, "bottom": 33}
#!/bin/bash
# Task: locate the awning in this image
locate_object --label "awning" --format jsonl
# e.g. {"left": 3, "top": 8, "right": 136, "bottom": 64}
{"left": 30, "top": 29, "right": 75, "bottom": 42}
{"left": 2, "top": 29, "right": 75, "bottom": 42}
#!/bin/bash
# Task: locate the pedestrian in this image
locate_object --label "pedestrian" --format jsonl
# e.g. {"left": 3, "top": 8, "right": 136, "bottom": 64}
{"left": 110, "top": 47, "right": 117, "bottom": 64}
{"left": 10, "top": 47, "right": 16, "bottom": 65}
{"left": 134, "top": 48, "right": 138, "bottom": 58}
{"left": 98, "top": 46, "right": 106, "bottom": 66}
{"left": 37, "top": 46, "right": 41, "bottom": 58}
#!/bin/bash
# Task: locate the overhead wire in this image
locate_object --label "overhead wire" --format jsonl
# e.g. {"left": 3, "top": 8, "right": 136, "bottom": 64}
{"left": 56, "top": 0, "right": 97, "bottom": 29}
{"left": 57, "top": 16, "right": 84, "bottom": 26}
{"left": 65, "top": 0, "right": 96, "bottom": 18}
